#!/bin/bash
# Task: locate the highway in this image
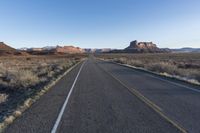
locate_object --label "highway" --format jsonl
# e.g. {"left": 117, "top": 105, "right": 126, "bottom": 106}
{"left": 4, "top": 57, "right": 200, "bottom": 133}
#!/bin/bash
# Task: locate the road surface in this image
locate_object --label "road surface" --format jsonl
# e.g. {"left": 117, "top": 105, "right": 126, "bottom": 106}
{"left": 4, "top": 57, "right": 200, "bottom": 133}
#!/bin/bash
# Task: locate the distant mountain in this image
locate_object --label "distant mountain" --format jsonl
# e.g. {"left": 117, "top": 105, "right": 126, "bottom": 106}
{"left": 42, "top": 46, "right": 57, "bottom": 51}
{"left": 84, "top": 48, "right": 112, "bottom": 53}
{"left": 18, "top": 47, "right": 29, "bottom": 51}
{"left": 171, "top": 47, "right": 200, "bottom": 53}
{"left": 110, "top": 40, "right": 170, "bottom": 53}
{"left": 9, "top": 41, "right": 200, "bottom": 55}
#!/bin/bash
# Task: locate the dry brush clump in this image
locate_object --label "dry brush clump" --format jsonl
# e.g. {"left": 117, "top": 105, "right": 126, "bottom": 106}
{"left": 96, "top": 53, "right": 200, "bottom": 83}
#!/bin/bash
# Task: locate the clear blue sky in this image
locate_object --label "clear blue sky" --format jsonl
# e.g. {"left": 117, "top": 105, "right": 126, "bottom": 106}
{"left": 0, "top": 0, "right": 200, "bottom": 49}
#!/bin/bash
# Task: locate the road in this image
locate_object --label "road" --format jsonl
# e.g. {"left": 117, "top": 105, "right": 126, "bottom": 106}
{"left": 4, "top": 57, "right": 200, "bottom": 133}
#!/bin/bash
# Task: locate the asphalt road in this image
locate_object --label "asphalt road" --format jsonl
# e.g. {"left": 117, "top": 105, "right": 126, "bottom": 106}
{"left": 4, "top": 57, "right": 200, "bottom": 133}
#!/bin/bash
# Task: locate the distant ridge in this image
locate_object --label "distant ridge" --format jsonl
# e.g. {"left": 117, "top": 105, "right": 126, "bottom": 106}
{"left": 3, "top": 41, "right": 199, "bottom": 55}
{"left": 84, "top": 48, "right": 112, "bottom": 53}
{"left": 0, "top": 42, "right": 29, "bottom": 56}
{"left": 172, "top": 47, "right": 200, "bottom": 53}
{"left": 0, "top": 42, "right": 16, "bottom": 51}
{"left": 22, "top": 45, "right": 85, "bottom": 55}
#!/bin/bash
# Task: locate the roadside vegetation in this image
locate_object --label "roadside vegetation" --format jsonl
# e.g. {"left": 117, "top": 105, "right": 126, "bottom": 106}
{"left": 96, "top": 53, "right": 200, "bottom": 84}
{"left": 0, "top": 54, "right": 86, "bottom": 125}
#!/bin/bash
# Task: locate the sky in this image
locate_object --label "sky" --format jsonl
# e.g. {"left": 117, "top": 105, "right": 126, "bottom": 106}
{"left": 0, "top": 0, "right": 200, "bottom": 49}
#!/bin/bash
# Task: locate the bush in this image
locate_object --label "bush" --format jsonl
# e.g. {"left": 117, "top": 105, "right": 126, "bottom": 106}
{"left": 127, "top": 60, "right": 144, "bottom": 67}
{"left": 146, "top": 62, "right": 178, "bottom": 75}
{"left": 0, "top": 56, "right": 83, "bottom": 91}
{"left": 14, "top": 70, "right": 39, "bottom": 88}
{"left": 179, "top": 69, "right": 200, "bottom": 82}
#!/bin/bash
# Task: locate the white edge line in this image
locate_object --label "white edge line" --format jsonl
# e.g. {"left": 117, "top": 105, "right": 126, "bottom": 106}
{"left": 147, "top": 74, "right": 200, "bottom": 93}
{"left": 118, "top": 62, "right": 200, "bottom": 93}
{"left": 51, "top": 61, "right": 85, "bottom": 133}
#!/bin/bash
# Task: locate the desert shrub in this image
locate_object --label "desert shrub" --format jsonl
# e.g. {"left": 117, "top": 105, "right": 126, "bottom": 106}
{"left": 127, "top": 60, "right": 144, "bottom": 67}
{"left": 36, "top": 67, "right": 48, "bottom": 77}
{"left": 0, "top": 56, "right": 83, "bottom": 91}
{"left": 145, "top": 62, "right": 178, "bottom": 75}
{"left": 113, "top": 57, "right": 127, "bottom": 64}
{"left": 0, "top": 93, "right": 8, "bottom": 103}
{"left": 0, "top": 64, "right": 7, "bottom": 78}
{"left": 10, "top": 69, "right": 39, "bottom": 88}
{"left": 179, "top": 69, "right": 200, "bottom": 82}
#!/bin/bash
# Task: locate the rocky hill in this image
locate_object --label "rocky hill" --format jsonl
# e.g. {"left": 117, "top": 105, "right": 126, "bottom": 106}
{"left": 0, "top": 42, "right": 16, "bottom": 51}
{"left": 0, "top": 42, "right": 25, "bottom": 56}
{"left": 125, "top": 40, "right": 166, "bottom": 53}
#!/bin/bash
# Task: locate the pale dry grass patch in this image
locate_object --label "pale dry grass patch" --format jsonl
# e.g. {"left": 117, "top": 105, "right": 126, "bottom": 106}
{"left": 4, "top": 116, "right": 15, "bottom": 125}
{"left": 0, "top": 94, "right": 8, "bottom": 104}
{"left": 0, "top": 55, "right": 82, "bottom": 90}
{"left": 146, "top": 62, "right": 177, "bottom": 74}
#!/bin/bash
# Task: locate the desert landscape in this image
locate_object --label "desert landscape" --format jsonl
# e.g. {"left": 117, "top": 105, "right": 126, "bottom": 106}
{"left": 95, "top": 40, "right": 200, "bottom": 84}
{"left": 1, "top": 1, "right": 200, "bottom": 132}
{"left": 0, "top": 40, "right": 200, "bottom": 133}
{"left": 0, "top": 55, "right": 86, "bottom": 118}
{"left": 96, "top": 53, "right": 200, "bottom": 84}
{"left": 0, "top": 42, "right": 87, "bottom": 129}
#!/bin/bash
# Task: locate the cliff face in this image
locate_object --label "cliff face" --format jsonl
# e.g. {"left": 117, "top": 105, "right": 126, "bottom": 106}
{"left": 124, "top": 40, "right": 165, "bottom": 53}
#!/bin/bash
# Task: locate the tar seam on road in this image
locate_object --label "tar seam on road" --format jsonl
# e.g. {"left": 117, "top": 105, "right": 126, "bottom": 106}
{"left": 51, "top": 61, "right": 86, "bottom": 133}
{"left": 95, "top": 61, "right": 188, "bottom": 133}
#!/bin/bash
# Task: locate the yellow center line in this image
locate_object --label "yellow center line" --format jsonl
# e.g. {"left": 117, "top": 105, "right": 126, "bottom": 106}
{"left": 96, "top": 60, "right": 188, "bottom": 133}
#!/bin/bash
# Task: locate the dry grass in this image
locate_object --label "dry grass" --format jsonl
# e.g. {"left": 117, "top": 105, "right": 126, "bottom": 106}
{"left": 0, "top": 54, "right": 86, "bottom": 125}
{"left": 96, "top": 53, "right": 200, "bottom": 83}
{"left": 0, "top": 55, "right": 85, "bottom": 90}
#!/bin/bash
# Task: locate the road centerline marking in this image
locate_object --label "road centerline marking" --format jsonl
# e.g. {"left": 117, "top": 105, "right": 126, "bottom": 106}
{"left": 51, "top": 61, "right": 85, "bottom": 133}
{"left": 96, "top": 61, "right": 188, "bottom": 133}
{"left": 115, "top": 61, "right": 200, "bottom": 93}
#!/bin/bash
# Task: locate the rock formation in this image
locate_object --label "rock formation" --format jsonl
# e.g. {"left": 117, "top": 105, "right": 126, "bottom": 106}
{"left": 110, "top": 40, "right": 170, "bottom": 53}
{"left": 125, "top": 40, "right": 161, "bottom": 53}
{"left": 0, "top": 42, "right": 23, "bottom": 56}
